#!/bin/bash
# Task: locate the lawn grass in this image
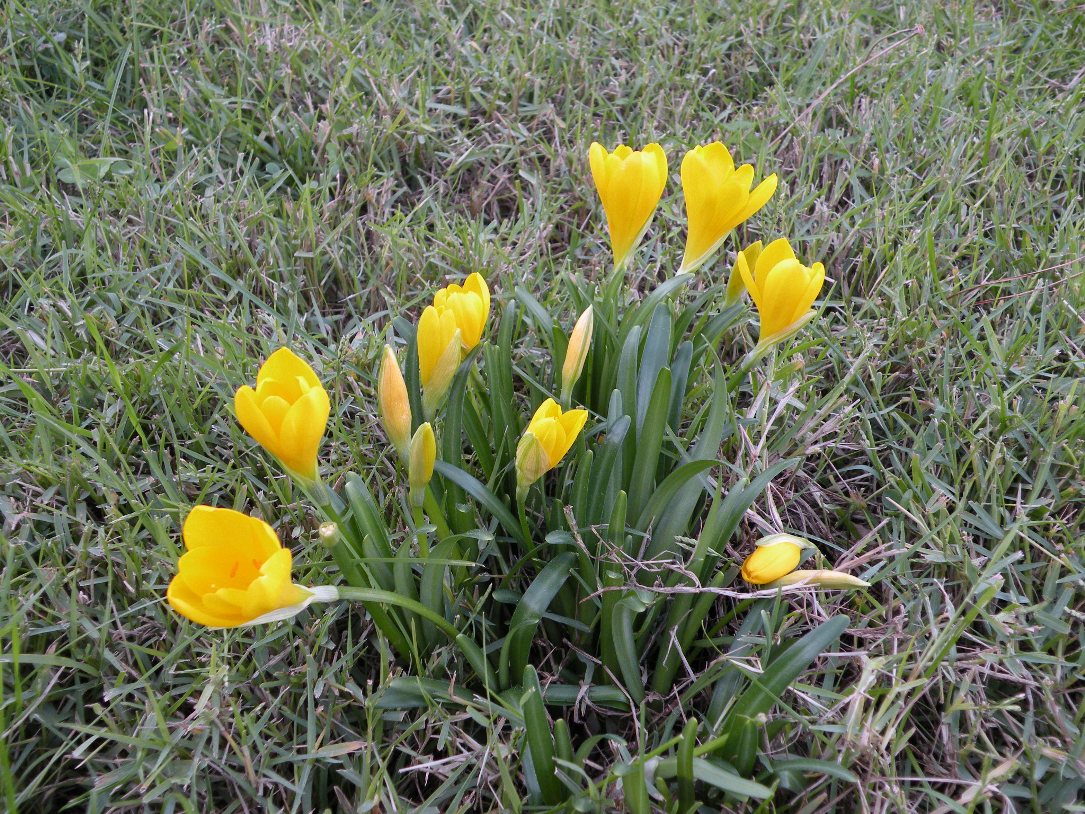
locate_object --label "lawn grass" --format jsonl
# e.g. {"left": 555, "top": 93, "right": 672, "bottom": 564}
{"left": 1, "top": 0, "right": 1083, "bottom": 811}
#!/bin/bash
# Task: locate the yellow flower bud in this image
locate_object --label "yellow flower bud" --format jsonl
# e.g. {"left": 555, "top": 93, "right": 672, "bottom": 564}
{"left": 377, "top": 344, "right": 411, "bottom": 458}
{"left": 515, "top": 398, "right": 588, "bottom": 493}
{"left": 234, "top": 347, "right": 330, "bottom": 481}
{"left": 560, "top": 306, "right": 593, "bottom": 403}
{"left": 589, "top": 142, "right": 668, "bottom": 270}
{"left": 166, "top": 506, "right": 312, "bottom": 628}
{"left": 763, "top": 569, "right": 870, "bottom": 589}
{"left": 417, "top": 305, "right": 462, "bottom": 419}
{"left": 433, "top": 272, "right": 491, "bottom": 351}
{"left": 724, "top": 240, "right": 763, "bottom": 306}
{"left": 408, "top": 422, "right": 436, "bottom": 507}
{"left": 740, "top": 533, "right": 814, "bottom": 585}
{"left": 679, "top": 142, "right": 777, "bottom": 275}
{"left": 737, "top": 238, "right": 825, "bottom": 351}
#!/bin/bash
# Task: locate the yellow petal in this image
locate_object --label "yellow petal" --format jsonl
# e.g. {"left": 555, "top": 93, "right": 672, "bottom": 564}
{"left": 591, "top": 142, "right": 667, "bottom": 269}
{"left": 740, "top": 541, "right": 802, "bottom": 584}
{"left": 234, "top": 387, "right": 279, "bottom": 458}
{"left": 408, "top": 421, "right": 437, "bottom": 494}
{"left": 463, "top": 272, "right": 491, "bottom": 317}
{"left": 378, "top": 344, "right": 412, "bottom": 455}
{"left": 277, "top": 385, "right": 330, "bottom": 479}
{"left": 182, "top": 506, "right": 279, "bottom": 557}
{"left": 418, "top": 306, "right": 458, "bottom": 386}
{"left": 515, "top": 431, "right": 550, "bottom": 491}
{"left": 753, "top": 238, "right": 796, "bottom": 289}
{"left": 527, "top": 397, "right": 563, "bottom": 431}
{"left": 258, "top": 347, "right": 320, "bottom": 390}
{"left": 167, "top": 577, "right": 241, "bottom": 627}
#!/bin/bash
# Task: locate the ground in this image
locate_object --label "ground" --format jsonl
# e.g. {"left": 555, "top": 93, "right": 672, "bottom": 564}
{"left": 1, "top": 0, "right": 1083, "bottom": 812}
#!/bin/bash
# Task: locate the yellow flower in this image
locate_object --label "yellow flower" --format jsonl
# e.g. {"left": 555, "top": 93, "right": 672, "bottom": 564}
{"left": 433, "top": 273, "right": 490, "bottom": 351}
{"left": 234, "top": 347, "right": 330, "bottom": 481}
{"left": 560, "top": 306, "right": 593, "bottom": 403}
{"left": 739, "top": 533, "right": 812, "bottom": 585}
{"left": 724, "top": 240, "right": 763, "bottom": 306}
{"left": 408, "top": 422, "right": 436, "bottom": 507}
{"left": 167, "top": 506, "right": 312, "bottom": 628}
{"left": 417, "top": 305, "right": 462, "bottom": 419}
{"left": 377, "top": 344, "right": 411, "bottom": 458}
{"left": 737, "top": 238, "right": 826, "bottom": 349}
{"left": 764, "top": 569, "right": 870, "bottom": 589}
{"left": 589, "top": 142, "right": 668, "bottom": 270}
{"left": 515, "top": 398, "right": 588, "bottom": 493}
{"left": 678, "top": 142, "right": 777, "bottom": 274}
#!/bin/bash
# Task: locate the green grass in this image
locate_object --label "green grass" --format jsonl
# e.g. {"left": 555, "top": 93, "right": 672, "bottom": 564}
{"left": 1, "top": 0, "right": 1083, "bottom": 810}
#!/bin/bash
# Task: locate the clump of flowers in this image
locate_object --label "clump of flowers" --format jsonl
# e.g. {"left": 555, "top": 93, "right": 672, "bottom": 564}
{"left": 163, "top": 137, "right": 872, "bottom": 808}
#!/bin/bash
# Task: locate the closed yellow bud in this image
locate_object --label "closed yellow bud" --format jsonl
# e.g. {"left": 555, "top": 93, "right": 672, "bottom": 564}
{"left": 408, "top": 422, "right": 436, "bottom": 507}
{"left": 737, "top": 238, "right": 825, "bottom": 350}
{"left": 763, "top": 569, "right": 870, "bottom": 589}
{"left": 589, "top": 142, "right": 668, "bottom": 270}
{"left": 234, "top": 347, "right": 330, "bottom": 481}
{"left": 417, "top": 305, "right": 462, "bottom": 419}
{"left": 679, "top": 142, "right": 777, "bottom": 275}
{"left": 166, "top": 506, "right": 312, "bottom": 628}
{"left": 377, "top": 344, "right": 412, "bottom": 458}
{"left": 724, "top": 240, "right": 763, "bottom": 306}
{"left": 515, "top": 398, "right": 588, "bottom": 493}
{"left": 740, "top": 533, "right": 814, "bottom": 585}
{"left": 560, "top": 306, "right": 593, "bottom": 402}
{"left": 433, "top": 272, "right": 490, "bottom": 351}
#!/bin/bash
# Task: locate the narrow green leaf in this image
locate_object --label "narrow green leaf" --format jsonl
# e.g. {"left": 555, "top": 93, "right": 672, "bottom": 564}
{"left": 728, "top": 615, "right": 850, "bottom": 724}
{"left": 521, "top": 665, "right": 564, "bottom": 805}
{"left": 637, "top": 306, "right": 672, "bottom": 431}
{"left": 628, "top": 367, "right": 671, "bottom": 516}
{"left": 434, "top": 460, "right": 527, "bottom": 545}
{"left": 499, "top": 552, "right": 578, "bottom": 687}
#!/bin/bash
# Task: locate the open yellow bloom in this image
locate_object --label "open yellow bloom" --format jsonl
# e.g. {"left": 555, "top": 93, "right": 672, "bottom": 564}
{"left": 679, "top": 142, "right": 777, "bottom": 274}
{"left": 724, "top": 240, "right": 763, "bottom": 306}
{"left": 737, "top": 238, "right": 825, "bottom": 348}
{"left": 378, "top": 344, "right": 412, "bottom": 458}
{"left": 433, "top": 273, "right": 490, "bottom": 351}
{"left": 515, "top": 398, "right": 588, "bottom": 492}
{"left": 589, "top": 142, "right": 668, "bottom": 270}
{"left": 560, "top": 306, "right": 593, "bottom": 403}
{"left": 417, "top": 305, "right": 462, "bottom": 419}
{"left": 740, "top": 534, "right": 808, "bottom": 585}
{"left": 167, "top": 506, "right": 311, "bottom": 628}
{"left": 235, "top": 347, "right": 330, "bottom": 481}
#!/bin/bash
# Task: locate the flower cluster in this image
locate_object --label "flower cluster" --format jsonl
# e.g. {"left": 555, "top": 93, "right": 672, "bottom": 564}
{"left": 165, "top": 138, "right": 867, "bottom": 678}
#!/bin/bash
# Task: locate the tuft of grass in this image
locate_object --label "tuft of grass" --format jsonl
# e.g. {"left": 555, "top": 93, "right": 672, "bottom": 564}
{"left": 1, "top": 0, "right": 1082, "bottom": 810}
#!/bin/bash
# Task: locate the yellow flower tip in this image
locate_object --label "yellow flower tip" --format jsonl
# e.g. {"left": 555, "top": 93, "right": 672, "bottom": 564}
{"left": 560, "top": 306, "right": 594, "bottom": 400}
{"left": 724, "top": 241, "right": 763, "bottom": 306}
{"left": 167, "top": 506, "right": 312, "bottom": 628}
{"left": 408, "top": 422, "right": 437, "bottom": 506}
{"left": 515, "top": 431, "right": 550, "bottom": 494}
{"left": 738, "top": 238, "right": 826, "bottom": 350}
{"left": 589, "top": 141, "right": 668, "bottom": 269}
{"left": 433, "top": 272, "right": 491, "bottom": 351}
{"left": 377, "top": 344, "right": 411, "bottom": 458}
{"left": 235, "top": 347, "right": 329, "bottom": 481}
{"left": 764, "top": 569, "right": 871, "bottom": 589}
{"left": 740, "top": 534, "right": 812, "bottom": 585}
{"left": 418, "top": 305, "right": 462, "bottom": 419}
{"left": 679, "top": 142, "right": 777, "bottom": 275}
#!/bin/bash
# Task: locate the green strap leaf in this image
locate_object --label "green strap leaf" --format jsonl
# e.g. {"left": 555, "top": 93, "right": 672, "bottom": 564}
{"left": 434, "top": 460, "right": 526, "bottom": 545}
{"left": 499, "top": 552, "right": 578, "bottom": 687}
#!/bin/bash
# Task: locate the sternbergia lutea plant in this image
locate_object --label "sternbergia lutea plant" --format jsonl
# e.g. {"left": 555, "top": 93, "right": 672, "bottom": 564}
{"left": 164, "top": 138, "right": 872, "bottom": 809}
